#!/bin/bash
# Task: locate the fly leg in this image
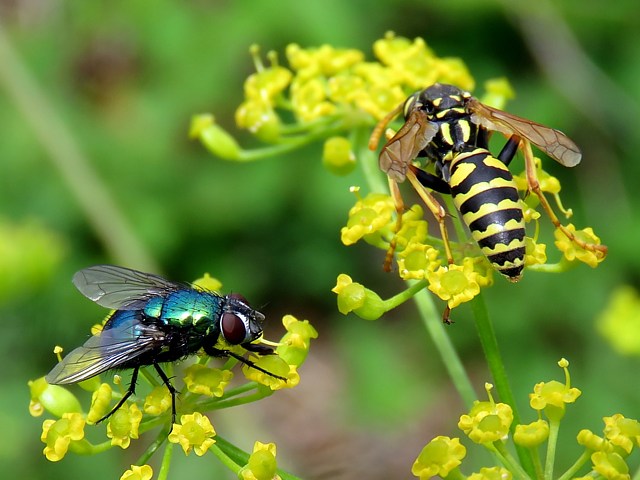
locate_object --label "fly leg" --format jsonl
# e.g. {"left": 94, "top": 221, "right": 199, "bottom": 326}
{"left": 204, "top": 345, "right": 287, "bottom": 382}
{"left": 96, "top": 367, "right": 139, "bottom": 424}
{"left": 153, "top": 363, "right": 178, "bottom": 426}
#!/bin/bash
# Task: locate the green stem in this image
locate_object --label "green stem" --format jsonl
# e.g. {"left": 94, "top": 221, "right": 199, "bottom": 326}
{"left": 383, "top": 279, "right": 428, "bottom": 310}
{"left": 209, "top": 442, "right": 244, "bottom": 473}
{"left": 157, "top": 441, "right": 174, "bottom": 480}
{"left": 136, "top": 429, "right": 169, "bottom": 465}
{"left": 356, "top": 130, "right": 476, "bottom": 408}
{"left": 544, "top": 420, "right": 560, "bottom": 480}
{"left": 492, "top": 441, "right": 531, "bottom": 480}
{"left": 199, "top": 388, "right": 272, "bottom": 410}
{"left": 413, "top": 289, "right": 477, "bottom": 409}
{"left": 354, "top": 126, "right": 388, "bottom": 194}
{"left": 557, "top": 450, "right": 591, "bottom": 480}
{"left": 0, "top": 25, "right": 157, "bottom": 271}
{"left": 471, "top": 293, "right": 535, "bottom": 476}
{"left": 214, "top": 436, "right": 303, "bottom": 480}
{"left": 234, "top": 120, "right": 349, "bottom": 162}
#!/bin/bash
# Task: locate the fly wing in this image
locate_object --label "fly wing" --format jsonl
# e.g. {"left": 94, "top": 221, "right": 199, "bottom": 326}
{"left": 468, "top": 99, "right": 582, "bottom": 167}
{"left": 379, "top": 110, "right": 438, "bottom": 182}
{"left": 73, "top": 265, "right": 183, "bottom": 310}
{"left": 45, "top": 315, "right": 165, "bottom": 384}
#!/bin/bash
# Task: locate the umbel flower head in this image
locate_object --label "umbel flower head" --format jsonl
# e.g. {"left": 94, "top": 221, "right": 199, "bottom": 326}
{"left": 458, "top": 383, "right": 513, "bottom": 444}
{"left": 30, "top": 268, "right": 316, "bottom": 480}
{"left": 411, "top": 359, "right": 640, "bottom": 480}
{"left": 191, "top": 33, "right": 607, "bottom": 322}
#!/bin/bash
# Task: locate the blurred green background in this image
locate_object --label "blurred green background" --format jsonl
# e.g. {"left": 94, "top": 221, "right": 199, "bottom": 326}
{"left": 2, "top": 1, "right": 639, "bottom": 478}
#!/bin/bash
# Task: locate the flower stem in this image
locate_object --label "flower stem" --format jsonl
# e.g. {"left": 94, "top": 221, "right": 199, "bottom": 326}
{"left": 557, "top": 450, "right": 591, "bottom": 480}
{"left": 209, "top": 442, "right": 244, "bottom": 473}
{"left": 470, "top": 293, "right": 535, "bottom": 476}
{"left": 136, "top": 428, "right": 169, "bottom": 465}
{"left": 413, "top": 288, "right": 477, "bottom": 409}
{"left": 356, "top": 129, "right": 477, "bottom": 408}
{"left": 492, "top": 441, "right": 531, "bottom": 480}
{"left": 544, "top": 420, "right": 560, "bottom": 480}
{"left": 354, "top": 126, "right": 388, "bottom": 194}
{"left": 0, "top": 25, "right": 157, "bottom": 271}
{"left": 157, "top": 441, "right": 174, "bottom": 480}
{"left": 383, "top": 279, "right": 428, "bottom": 311}
{"left": 214, "top": 435, "right": 303, "bottom": 480}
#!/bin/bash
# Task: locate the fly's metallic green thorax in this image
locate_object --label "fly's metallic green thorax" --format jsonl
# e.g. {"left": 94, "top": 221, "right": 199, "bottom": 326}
{"left": 45, "top": 265, "right": 281, "bottom": 426}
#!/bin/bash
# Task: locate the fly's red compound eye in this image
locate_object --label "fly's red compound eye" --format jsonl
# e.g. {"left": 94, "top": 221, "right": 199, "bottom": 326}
{"left": 221, "top": 312, "right": 247, "bottom": 345}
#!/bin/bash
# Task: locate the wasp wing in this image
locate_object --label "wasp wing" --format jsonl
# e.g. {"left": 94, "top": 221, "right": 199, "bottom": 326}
{"left": 468, "top": 98, "right": 582, "bottom": 167}
{"left": 45, "top": 315, "right": 164, "bottom": 384}
{"left": 379, "top": 110, "right": 438, "bottom": 182}
{"left": 73, "top": 265, "right": 183, "bottom": 310}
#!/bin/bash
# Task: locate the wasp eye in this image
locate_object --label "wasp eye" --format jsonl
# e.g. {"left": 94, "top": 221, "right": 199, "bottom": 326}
{"left": 221, "top": 313, "right": 247, "bottom": 344}
{"left": 423, "top": 101, "right": 436, "bottom": 114}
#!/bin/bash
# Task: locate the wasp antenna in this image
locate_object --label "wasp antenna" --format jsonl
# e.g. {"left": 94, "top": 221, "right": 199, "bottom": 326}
{"left": 368, "top": 102, "right": 403, "bottom": 151}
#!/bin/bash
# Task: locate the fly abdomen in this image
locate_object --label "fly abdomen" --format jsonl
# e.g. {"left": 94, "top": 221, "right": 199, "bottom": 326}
{"left": 449, "top": 149, "right": 526, "bottom": 281}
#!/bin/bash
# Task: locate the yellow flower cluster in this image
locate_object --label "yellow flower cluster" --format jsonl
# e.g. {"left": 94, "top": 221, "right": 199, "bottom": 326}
{"left": 30, "top": 271, "right": 316, "bottom": 476}
{"left": 412, "top": 359, "right": 640, "bottom": 480}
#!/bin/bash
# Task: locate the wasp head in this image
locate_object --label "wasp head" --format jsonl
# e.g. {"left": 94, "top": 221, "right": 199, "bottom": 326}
{"left": 410, "top": 83, "right": 471, "bottom": 120}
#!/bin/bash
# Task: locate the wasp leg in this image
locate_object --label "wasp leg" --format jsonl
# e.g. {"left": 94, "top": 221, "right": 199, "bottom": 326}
{"left": 522, "top": 140, "right": 608, "bottom": 256}
{"left": 496, "top": 135, "right": 521, "bottom": 166}
{"left": 383, "top": 178, "right": 405, "bottom": 272}
{"left": 406, "top": 167, "right": 455, "bottom": 265}
{"left": 152, "top": 363, "right": 178, "bottom": 426}
{"left": 96, "top": 367, "right": 140, "bottom": 424}
{"left": 204, "top": 345, "right": 287, "bottom": 382}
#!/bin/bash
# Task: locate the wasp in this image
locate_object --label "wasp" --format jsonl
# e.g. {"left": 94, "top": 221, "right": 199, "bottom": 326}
{"left": 46, "top": 265, "right": 285, "bottom": 425}
{"left": 370, "top": 83, "right": 606, "bottom": 290}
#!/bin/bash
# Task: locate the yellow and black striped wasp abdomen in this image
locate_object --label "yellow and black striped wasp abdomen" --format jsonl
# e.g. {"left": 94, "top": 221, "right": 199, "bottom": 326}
{"left": 376, "top": 83, "right": 587, "bottom": 283}
{"left": 449, "top": 148, "right": 526, "bottom": 281}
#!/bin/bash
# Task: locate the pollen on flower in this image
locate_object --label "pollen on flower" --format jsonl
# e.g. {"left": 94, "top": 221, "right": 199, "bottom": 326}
{"left": 603, "top": 414, "right": 640, "bottom": 454}
{"left": 458, "top": 399, "right": 514, "bottom": 444}
{"left": 529, "top": 361, "right": 582, "bottom": 422}
{"left": 411, "top": 436, "right": 466, "bottom": 479}
{"left": 242, "top": 355, "right": 299, "bottom": 389}
{"left": 240, "top": 441, "right": 281, "bottom": 480}
{"left": 276, "top": 315, "right": 318, "bottom": 367}
{"left": 168, "top": 412, "right": 216, "bottom": 456}
{"left": 107, "top": 403, "right": 142, "bottom": 449}
{"left": 120, "top": 464, "right": 153, "bottom": 480}
{"left": 86, "top": 383, "right": 113, "bottom": 424}
{"left": 143, "top": 385, "right": 172, "bottom": 416}
{"left": 340, "top": 192, "right": 395, "bottom": 246}
{"left": 468, "top": 466, "right": 513, "bottom": 480}
{"left": 41, "top": 412, "right": 86, "bottom": 462}
{"left": 591, "top": 451, "right": 630, "bottom": 480}
{"left": 396, "top": 242, "right": 440, "bottom": 280}
{"left": 554, "top": 224, "right": 606, "bottom": 268}
{"left": 513, "top": 419, "right": 550, "bottom": 448}
{"left": 577, "top": 429, "right": 613, "bottom": 453}
{"left": 426, "top": 259, "right": 481, "bottom": 309}
{"left": 524, "top": 237, "right": 547, "bottom": 267}
{"left": 183, "top": 364, "right": 233, "bottom": 397}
